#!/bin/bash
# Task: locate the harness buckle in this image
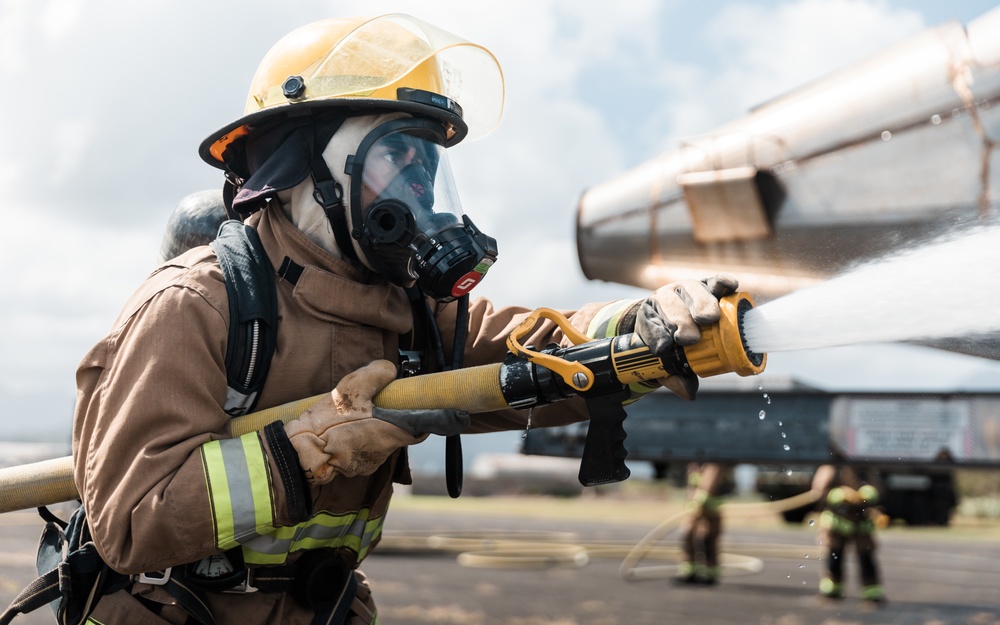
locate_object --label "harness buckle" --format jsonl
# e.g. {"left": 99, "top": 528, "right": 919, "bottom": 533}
{"left": 135, "top": 567, "right": 172, "bottom": 586}
{"left": 399, "top": 350, "right": 423, "bottom": 377}
{"left": 222, "top": 570, "right": 258, "bottom": 594}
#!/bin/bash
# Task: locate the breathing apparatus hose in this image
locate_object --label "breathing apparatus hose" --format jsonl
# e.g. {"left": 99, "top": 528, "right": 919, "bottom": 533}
{"left": 0, "top": 293, "right": 765, "bottom": 514}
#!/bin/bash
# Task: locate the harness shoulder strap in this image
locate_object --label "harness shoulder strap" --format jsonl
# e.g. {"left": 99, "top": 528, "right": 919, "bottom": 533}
{"left": 210, "top": 220, "right": 279, "bottom": 416}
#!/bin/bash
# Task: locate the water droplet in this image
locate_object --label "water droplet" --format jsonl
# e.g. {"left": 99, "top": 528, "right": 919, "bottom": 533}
{"left": 758, "top": 385, "right": 763, "bottom": 391}
{"left": 930, "top": 114, "right": 942, "bottom": 124}
{"left": 783, "top": 444, "right": 791, "bottom": 451}
{"left": 798, "top": 564, "right": 805, "bottom": 569}
{"left": 786, "top": 575, "right": 791, "bottom": 579}
{"left": 781, "top": 432, "right": 787, "bottom": 438}
{"left": 758, "top": 410, "right": 766, "bottom": 420}
{"left": 802, "top": 581, "right": 808, "bottom": 586}
{"left": 762, "top": 393, "right": 769, "bottom": 400}
{"left": 804, "top": 554, "right": 810, "bottom": 559}
{"left": 777, "top": 421, "right": 782, "bottom": 427}
{"left": 766, "top": 397, "right": 771, "bottom": 405}
{"left": 786, "top": 469, "right": 792, "bottom": 476}
{"left": 881, "top": 130, "right": 892, "bottom": 141}
{"left": 809, "top": 520, "right": 816, "bottom": 526}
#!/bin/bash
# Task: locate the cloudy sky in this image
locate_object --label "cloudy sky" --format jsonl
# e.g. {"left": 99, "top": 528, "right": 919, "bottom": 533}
{"left": 3, "top": 0, "right": 1000, "bottom": 440}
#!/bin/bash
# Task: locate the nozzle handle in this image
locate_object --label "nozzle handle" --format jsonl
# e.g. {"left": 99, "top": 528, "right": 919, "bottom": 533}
{"left": 577, "top": 389, "right": 632, "bottom": 486}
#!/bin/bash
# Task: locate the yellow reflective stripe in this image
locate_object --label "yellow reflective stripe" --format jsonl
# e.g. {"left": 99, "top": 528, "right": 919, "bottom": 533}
{"left": 704, "top": 496, "right": 724, "bottom": 513}
{"left": 241, "top": 509, "right": 385, "bottom": 565}
{"left": 200, "top": 433, "right": 275, "bottom": 550}
{"left": 241, "top": 434, "right": 273, "bottom": 532}
{"left": 586, "top": 299, "right": 634, "bottom": 339}
{"left": 201, "top": 440, "right": 235, "bottom": 547}
{"left": 87, "top": 619, "right": 107, "bottom": 625}
{"left": 623, "top": 379, "right": 659, "bottom": 405}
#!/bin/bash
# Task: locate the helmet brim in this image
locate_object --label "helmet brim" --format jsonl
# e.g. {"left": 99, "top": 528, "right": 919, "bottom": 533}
{"left": 199, "top": 98, "right": 468, "bottom": 175}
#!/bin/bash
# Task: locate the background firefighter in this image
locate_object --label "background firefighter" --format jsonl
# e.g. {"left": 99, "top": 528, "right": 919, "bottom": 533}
{"left": 813, "top": 464, "right": 889, "bottom": 603}
{"left": 675, "top": 462, "right": 732, "bottom": 585}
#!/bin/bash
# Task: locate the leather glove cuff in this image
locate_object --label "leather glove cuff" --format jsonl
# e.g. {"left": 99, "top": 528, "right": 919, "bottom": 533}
{"left": 264, "top": 420, "right": 312, "bottom": 522}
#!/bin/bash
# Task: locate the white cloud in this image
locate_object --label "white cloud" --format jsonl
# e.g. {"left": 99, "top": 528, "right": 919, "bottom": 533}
{"left": 48, "top": 119, "right": 97, "bottom": 185}
{"left": 0, "top": 0, "right": 30, "bottom": 73}
{"left": 704, "top": 0, "right": 926, "bottom": 112}
{"left": 0, "top": 210, "right": 159, "bottom": 394}
{"left": 41, "top": 0, "right": 84, "bottom": 42}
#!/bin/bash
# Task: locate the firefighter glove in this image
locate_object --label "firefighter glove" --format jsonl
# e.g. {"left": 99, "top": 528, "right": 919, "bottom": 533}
{"left": 635, "top": 274, "right": 738, "bottom": 400}
{"left": 284, "top": 359, "right": 470, "bottom": 484}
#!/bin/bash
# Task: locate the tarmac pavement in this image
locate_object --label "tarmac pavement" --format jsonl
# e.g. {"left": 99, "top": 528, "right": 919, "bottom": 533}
{"left": 1, "top": 500, "right": 999, "bottom": 625}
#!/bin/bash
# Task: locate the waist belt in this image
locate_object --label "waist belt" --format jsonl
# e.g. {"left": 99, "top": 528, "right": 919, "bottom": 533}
{"left": 249, "top": 550, "right": 358, "bottom": 613}
{"left": 139, "top": 550, "right": 357, "bottom": 625}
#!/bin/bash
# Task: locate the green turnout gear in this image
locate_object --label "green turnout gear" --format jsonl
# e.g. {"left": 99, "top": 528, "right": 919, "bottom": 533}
{"left": 820, "top": 509, "right": 856, "bottom": 536}
{"left": 858, "top": 484, "right": 879, "bottom": 504}
{"left": 819, "top": 577, "right": 844, "bottom": 598}
{"left": 677, "top": 561, "right": 695, "bottom": 577}
{"left": 862, "top": 584, "right": 886, "bottom": 602}
{"left": 704, "top": 494, "right": 724, "bottom": 513}
{"left": 703, "top": 565, "right": 721, "bottom": 581}
{"left": 688, "top": 471, "right": 702, "bottom": 488}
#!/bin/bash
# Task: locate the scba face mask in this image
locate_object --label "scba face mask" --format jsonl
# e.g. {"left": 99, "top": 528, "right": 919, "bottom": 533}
{"left": 346, "top": 117, "right": 498, "bottom": 301}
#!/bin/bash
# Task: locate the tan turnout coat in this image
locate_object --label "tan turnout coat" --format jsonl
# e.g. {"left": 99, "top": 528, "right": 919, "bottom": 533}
{"left": 73, "top": 205, "right": 601, "bottom": 624}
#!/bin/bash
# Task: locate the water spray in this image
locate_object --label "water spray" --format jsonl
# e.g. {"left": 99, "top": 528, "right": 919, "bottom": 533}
{"left": 742, "top": 224, "right": 1000, "bottom": 354}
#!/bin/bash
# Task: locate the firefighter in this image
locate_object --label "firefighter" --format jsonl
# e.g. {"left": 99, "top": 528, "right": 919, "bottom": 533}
{"left": 158, "top": 189, "right": 228, "bottom": 263}
{"left": 675, "top": 463, "right": 730, "bottom": 585}
{"left": 71, "top": 15, "right": 740, "bottom": 625}
{"left": 814, "top": 465, "right": 888, "bottom": 603}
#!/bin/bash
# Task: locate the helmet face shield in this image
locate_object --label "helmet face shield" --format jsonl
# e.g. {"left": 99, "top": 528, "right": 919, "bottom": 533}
{"left": 348, "top": 117, "right": 498, "bottom": 300}
{"left": 200, "top": 14, "right": 504, "bottom": 174}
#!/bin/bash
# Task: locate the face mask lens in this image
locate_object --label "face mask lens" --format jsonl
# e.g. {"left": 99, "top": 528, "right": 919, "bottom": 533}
{"left": 361, "top": 129, "right": 463, "bottom": 238}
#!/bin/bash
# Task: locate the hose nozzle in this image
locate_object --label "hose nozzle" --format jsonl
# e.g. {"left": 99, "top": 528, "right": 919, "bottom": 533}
{"left": 683, "top": 292, "right": 766, "bottom": 377}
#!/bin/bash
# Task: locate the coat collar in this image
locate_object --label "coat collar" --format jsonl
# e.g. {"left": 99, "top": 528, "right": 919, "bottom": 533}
{"left": 249, "top": 205, "right": 413, "bottom": 334}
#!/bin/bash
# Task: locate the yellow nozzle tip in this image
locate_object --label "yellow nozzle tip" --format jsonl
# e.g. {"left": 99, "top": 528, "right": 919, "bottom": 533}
{"left": 684, "top": 292, "right": 766, "bottom": 378}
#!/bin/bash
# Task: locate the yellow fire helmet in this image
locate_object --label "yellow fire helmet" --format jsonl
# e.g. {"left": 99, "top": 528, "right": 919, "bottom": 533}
{"left": 199, "top": 14, "right": 505, "bottom": 175}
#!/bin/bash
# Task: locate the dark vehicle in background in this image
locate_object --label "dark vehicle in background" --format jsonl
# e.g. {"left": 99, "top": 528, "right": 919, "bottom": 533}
{"left": 523, "top": 376, "right": 999, "bottom": 525}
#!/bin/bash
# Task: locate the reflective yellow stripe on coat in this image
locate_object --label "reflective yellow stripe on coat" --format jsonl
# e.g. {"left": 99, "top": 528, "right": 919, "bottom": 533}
{"left": 240, "top": 508, "right": 385, "bottom": 565}
{"left": 201, "top": 433, "right": 276, "bottom": 550}
{"left": 587, "top": 299, "right": 659, "bottom": 404}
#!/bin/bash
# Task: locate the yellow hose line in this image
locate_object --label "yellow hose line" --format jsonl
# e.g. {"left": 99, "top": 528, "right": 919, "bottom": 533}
{"left": 0, "top": 456, "right": 78, "bottom": 515}
{"left": 376, "top": 530, "right": 799, "bottom": 574}
{"left": 457, "top": 545, "right": 590, "bottom": 569}
{"left": 370, "top": 492, "right": 824, "bottom": 573}
{"left": 0, "top": 363, "right": 508, "bottom": 513}
{"left": 229, "top": 364, "right": 506, "bottom": 436}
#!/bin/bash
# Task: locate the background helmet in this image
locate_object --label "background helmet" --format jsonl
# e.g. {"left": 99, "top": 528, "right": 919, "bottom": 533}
{"left": 199, "top": 14, "right": 505, "bottom": 177}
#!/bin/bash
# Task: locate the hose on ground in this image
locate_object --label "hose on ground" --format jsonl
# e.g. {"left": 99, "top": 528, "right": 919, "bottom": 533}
{"left": 377, "top": 488, "right": 824, "bottom": 578}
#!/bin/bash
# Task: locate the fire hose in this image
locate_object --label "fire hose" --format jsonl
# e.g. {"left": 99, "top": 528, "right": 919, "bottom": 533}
{"left": 0, "top": 293, "right": 765, "bottom": 514}
{"left": 374, "top": 489, "right": 823, "bottom": 575}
